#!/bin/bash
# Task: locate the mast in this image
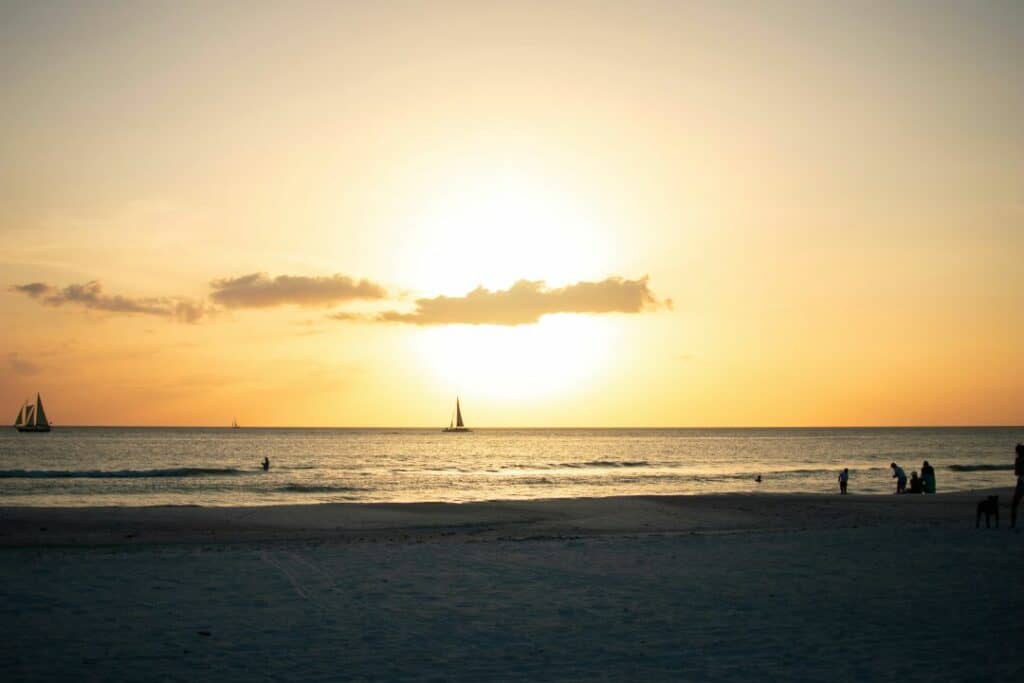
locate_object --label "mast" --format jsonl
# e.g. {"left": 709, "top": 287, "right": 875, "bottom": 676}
{"left": 455, "top": 398, "right": 464, "bottom": 428}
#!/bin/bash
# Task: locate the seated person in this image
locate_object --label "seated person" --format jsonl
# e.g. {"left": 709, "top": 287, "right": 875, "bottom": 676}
{"left": 908, "top": 471, "right": 923, "bottom": 494}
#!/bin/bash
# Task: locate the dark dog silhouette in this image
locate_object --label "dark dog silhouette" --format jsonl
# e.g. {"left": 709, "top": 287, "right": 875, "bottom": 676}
{"left": 976, "top": 495, "right": 999, "bottom": 528}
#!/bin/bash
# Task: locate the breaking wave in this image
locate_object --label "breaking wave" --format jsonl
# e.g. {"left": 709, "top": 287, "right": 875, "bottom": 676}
{"left": 276, "top": 484, "right": 368, "bottom": 493}
{"left": 948, "top": 464, "right": 1013, "bottom": 472}
{"left": 500, "top": 460, "right": 653, "bottom": 471}
{"left": 0, "top": 467, "right": 249, "bottom": 479}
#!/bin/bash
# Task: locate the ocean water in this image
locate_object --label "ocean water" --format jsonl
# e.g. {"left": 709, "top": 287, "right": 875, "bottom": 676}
{"left": 0, "top": 427, "right": 1020, "bottom": 507}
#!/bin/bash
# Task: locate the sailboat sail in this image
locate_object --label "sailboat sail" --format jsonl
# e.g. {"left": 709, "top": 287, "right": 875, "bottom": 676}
{"left": 442, "top": 396, "right": 470, "bottom": 432}
{"left": 34, "top": 394, "right": 49, "bottom": 429}
{"left": 12, "top": 393, "right": 51, "bottom": 432}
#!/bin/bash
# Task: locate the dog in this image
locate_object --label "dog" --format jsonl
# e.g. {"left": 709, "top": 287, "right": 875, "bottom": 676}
{"left": 976, "top": 495, "right": 999, "bottom": 528}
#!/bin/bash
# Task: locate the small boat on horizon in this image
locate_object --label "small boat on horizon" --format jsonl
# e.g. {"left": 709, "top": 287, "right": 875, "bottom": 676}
{"left": 442, "top": 397, "right": 471, "bottom": 433}
{"left": 232, "top": 418, "right": 240, "bottom": 429}
{"left": 14, "top": 393, "right": 51, "bottom": 433}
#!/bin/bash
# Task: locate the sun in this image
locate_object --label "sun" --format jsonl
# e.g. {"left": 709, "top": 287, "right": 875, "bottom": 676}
{"left": 396, "top": 164, "right": 615, "bottom": 296}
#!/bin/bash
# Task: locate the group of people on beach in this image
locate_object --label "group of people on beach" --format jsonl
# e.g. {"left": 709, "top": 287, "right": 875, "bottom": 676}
{"left": 835, "top": 444, "right": 1024, "bottom": 530}
{"left": 836, "top": 460, "right": 937, "bottom": 495}
{"left": 890, "top": 461, "right": 936, "bottom": 494}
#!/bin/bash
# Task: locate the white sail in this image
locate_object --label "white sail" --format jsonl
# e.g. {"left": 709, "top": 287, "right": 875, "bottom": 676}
{"left": 34, "top": 394, "right": 49, "bottom": 428}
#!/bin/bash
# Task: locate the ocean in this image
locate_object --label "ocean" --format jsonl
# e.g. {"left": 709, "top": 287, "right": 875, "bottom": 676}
{"left": 0, "top": 427, "right": 1020, "bottom": 507}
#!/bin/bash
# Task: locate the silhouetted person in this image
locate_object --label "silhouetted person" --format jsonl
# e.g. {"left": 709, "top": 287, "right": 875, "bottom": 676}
{"left": 1012, "top": 444, "right": 1024, "bottom": 529}
{"left": 262, "top": 457, "right": 270, "bottom": 472}
{"left": 838, "top": 468, "right": 849, "bottom": 494}
{"left": 755, "top": 474, "right": 762, "bottom": 484}
{"left": 891, "top": 462, "right": 907, "bottom": 494}
{"left": 921, "top": 460, "right": 936, "bottom": 494}
{"left": 908, "top": 471, "right": 923, "bottom": 494}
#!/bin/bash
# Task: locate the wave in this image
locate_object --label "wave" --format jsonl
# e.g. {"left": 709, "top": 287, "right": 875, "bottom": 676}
{"left": 500, "top": 460, "right": 652, "bottom": 471}
{"left": 276, "top": 484, "right": 368, "bottom": 493}
{"left": 948, "top": 464, "right": 1013, "bottom": 472}
{"left": 0, "top": 467, "right": 249, "bottom": 479}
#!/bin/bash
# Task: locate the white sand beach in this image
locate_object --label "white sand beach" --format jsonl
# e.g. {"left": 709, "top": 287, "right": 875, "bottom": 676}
{"left": 2, "top": 490, "right": 1023, "bottom": 681}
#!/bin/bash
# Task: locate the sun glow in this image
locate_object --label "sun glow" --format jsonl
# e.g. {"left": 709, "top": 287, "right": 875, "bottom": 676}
{"left": 397, "top": 165, "right": 614, "bottom": 295}
{"left": 412, "top": 314, "right": 620, "bottom": 404}
{"left": 389, "top": 162, "right": 624, "bottom": 407}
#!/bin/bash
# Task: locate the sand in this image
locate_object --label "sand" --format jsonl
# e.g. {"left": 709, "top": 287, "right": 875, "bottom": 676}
{"left": 2, "top": 490, "right": 1023, "bottom": 681}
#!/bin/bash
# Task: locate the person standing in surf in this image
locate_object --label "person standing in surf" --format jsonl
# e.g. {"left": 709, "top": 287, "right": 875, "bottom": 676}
{"left": 838, "top": 468, "right": 849, "bottom": 494}
{"left": 921, "top": 460, "right": 936, "bottom": 494}
{"left": 891, "top": 462, "right": 907, "bottom": 494}
{"left": 1012, "top": 444, "right": 1024, "bottom": 529}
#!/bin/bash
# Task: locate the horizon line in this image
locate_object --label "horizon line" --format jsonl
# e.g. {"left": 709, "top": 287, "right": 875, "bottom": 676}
{"left": 23, "top": 424, "right": 1024, "bottom": 430}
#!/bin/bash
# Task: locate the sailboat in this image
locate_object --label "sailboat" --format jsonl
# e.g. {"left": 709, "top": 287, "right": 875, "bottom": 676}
{"left": 14, "top": 393, "right": 51, "bottom": 433}
{"left": 442, "top": 397, "right": 471, "bottom": 433}
{"left": 231, "top": 418, "right": 239, "bottom": 429}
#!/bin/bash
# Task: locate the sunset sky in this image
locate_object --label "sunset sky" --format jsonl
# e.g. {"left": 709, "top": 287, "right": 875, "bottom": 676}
{"left": 1, "top": 1, "right": 1022, "bottom": 427}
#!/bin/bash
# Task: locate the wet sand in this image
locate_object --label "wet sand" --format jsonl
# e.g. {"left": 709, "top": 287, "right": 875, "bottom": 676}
{"left": 0, "top": 489, "right": 1011, "bottom": 547}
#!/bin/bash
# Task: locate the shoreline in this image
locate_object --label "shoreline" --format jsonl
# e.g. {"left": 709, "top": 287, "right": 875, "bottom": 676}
{"left": 1, "top": 488, "right": 1015, "bottom": 548}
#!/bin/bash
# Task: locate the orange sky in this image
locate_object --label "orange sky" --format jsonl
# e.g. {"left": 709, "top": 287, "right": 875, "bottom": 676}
{"left": 1, "top": 1, "right": 1022, "bottom": 426}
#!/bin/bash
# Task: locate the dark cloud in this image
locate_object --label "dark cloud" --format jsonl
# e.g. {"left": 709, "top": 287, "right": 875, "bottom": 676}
{"left": 10, "top": 280, "right": 209, "bottom": 323}
{"left": 12, "top": 273, "right": 666, "bottom": 328}
{"left": 52, "top": 281, "right": 170, "bottom": 315}
{"left": 209, "top": 272, "right": 388, "bottom": 309}
{"left": 7, "top": 352, "right": 42, "bottom": 376}
{"left": 374, "top": 276, "right": 664, "bottom": 326}
{"left": 11, "top": 282, "right": 56, "bottom": 298}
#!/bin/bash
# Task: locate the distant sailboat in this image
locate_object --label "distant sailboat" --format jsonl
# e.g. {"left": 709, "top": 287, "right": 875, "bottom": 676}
{"left": 442, "top": 397, "right": 471, "bottom": 433}
{"left": 232, "top": 418, "right": 239, "bottom": 429}
{"left": 14, "top": 393, "right": 51, "bottom": 433}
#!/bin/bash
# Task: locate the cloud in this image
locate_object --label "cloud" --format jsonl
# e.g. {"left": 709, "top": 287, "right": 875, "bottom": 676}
{"left": 373, "top": 276, "right": 664, "bottom": 326}
{"left": 326, "top": 311, "right": 367, "bottom": 322}
{"left": 11, "top": 282, "right": 56, "bottom": 298}
{"left": 173, "top": 300, "right": 210, "bottom": 324}
{"left": 11, "top": 273, "right": 667, "bottom": 328}
{"left": 7, "top": 352, "right": 42, "bottom": 376}
{"left": 10, "top": 280, "right": 210, "bottom": 323}
{"left": 209, "top": 272, "right": 387, "bottom": 309}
